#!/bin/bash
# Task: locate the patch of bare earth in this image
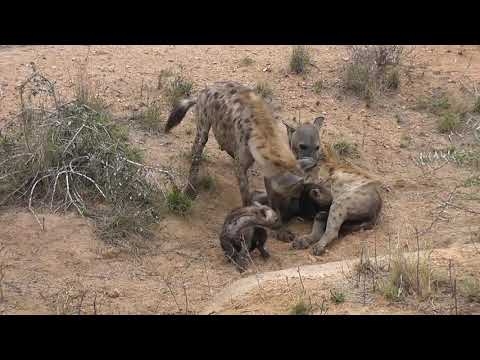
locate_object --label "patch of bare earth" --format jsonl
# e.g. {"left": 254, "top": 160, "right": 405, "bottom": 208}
{"left": 1, "top": 45, "right": 480, "bottom": 314}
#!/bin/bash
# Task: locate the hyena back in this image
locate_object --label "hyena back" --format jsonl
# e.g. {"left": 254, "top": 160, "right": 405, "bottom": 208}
{"left": 165, "top": 81, "right": 304, "bottom": 206}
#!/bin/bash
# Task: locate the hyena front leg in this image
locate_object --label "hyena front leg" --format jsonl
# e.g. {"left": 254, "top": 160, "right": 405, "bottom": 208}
{"left": 184, "top": 117, "right": 211, "bottom": 199}
{"left": 234, "top": 147, "right": 254, "bottom": 206}
{"left": 291, "top": 211, "right": 328, "bottom": 250}
{"left": 312, "top": 202, "right": 348, "bottom": 256}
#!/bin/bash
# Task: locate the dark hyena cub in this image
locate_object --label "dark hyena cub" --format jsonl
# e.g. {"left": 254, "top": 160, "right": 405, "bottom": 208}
{"left": 165, "top": 81, "right": 305, "bottom": 206}
{"left": 220, "top": 202, "right": 280, "bottom": 273}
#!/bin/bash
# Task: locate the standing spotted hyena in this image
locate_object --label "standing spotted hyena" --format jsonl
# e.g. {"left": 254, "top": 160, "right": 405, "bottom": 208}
{"left": 165, "top": 81, "right": 305, "bottom": 206}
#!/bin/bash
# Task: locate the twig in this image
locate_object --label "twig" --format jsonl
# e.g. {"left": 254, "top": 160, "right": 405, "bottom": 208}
{"left": 77, "top": 290, "right": 86, "bottom": 315}
{"left": 0, "top": 264, "right": 5, "bottom": 302}
{"left": 93, "top": 292, "right": 98, "bottom": 315}
{"left": 415, "top": 225, "right": 420, "bottom": 296}
{"left": 28, "top": 173, "right": 53, "bottom": 230}
{"left": 297, "top": 266, "right": 306, "bottom": 296}
{"left": 62, "top": 124, "right": 86, "bottom": 155}
{"left": 202, "top": 256, "right": 213, "bottom": 297}
{"left": 453, "top": 276, "right": 458, "bottom": 315}
{"left": 182, "top": 281, "right": 189, "bottom": 314}
{"left": 163, "top": 277, "right": 182, "bottom": 313}
{"left": 448, "top": 259, "right": 453, "bottom": 289}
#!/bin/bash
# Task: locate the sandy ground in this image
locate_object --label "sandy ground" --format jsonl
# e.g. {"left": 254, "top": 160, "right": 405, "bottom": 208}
{"left": 0, "top": 45, "right": 479, "bottom": 314}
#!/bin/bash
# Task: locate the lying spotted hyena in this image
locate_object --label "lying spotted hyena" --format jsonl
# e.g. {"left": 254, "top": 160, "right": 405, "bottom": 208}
{"left": 292, "top": 142, "right": 383, "bottom": 255}
{"left": 165, "top": 81, "right": 306, "bottom": 206}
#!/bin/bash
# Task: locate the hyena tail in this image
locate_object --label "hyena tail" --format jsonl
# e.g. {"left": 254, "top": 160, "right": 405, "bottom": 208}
{"left": 164, "top": 98, "right": 197, "bottom": 133}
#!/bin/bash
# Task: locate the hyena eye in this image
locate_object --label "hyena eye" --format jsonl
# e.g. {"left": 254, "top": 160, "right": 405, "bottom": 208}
{"left": 315, "top": 146, "right": 320, "bottom": 151}
{"left": 299, "top": 144, "right": 307, "bottom": 150}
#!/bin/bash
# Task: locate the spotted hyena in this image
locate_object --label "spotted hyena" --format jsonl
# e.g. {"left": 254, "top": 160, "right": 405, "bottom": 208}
{"left": 165, "top": 81, "right": 305, "bottom": 206}
{"left": 292, "top": 142, "right": 383, "bottom": 255}
{"left": 220, "top": 202, "right": 281, "bottom": 273}
{"left": 262, "top": 116, "right": 327, "bottom": 241}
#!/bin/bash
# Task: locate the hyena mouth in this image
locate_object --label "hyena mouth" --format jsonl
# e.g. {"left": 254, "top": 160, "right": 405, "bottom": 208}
{"left": 297, "top": 157, "right": 318, "bottom": 172}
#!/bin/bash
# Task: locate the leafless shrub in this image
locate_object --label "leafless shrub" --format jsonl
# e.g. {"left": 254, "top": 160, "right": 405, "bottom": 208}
{"left": 342, "top": 45, "right": 406, "bottom": 103}
{"left": 0, "top": 66, "right": 178, "bottom": 247}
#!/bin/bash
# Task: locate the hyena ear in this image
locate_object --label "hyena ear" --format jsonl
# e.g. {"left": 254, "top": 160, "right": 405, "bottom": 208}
{"left": 253, "top": 201, "right": 263, "bottom": 208}
{"left": 282, "top": 120, "right": 296, "bottom": 142}
{"left": 313, "top": 116, "right": 325, "bottom": 131}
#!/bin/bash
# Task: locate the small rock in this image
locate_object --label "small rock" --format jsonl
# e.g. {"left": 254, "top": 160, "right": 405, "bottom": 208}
{"left": 107, "top": 289, "right": 120, "bottom": 298}
{"left": 52, "top": 66, "right": 56, "bottom": 70}
{"left": 448, "top": 79, "right": 455, "bottom": 83}
{"left": 315, "top": 101, "right": 320, "bottom": 106}
{"left": 342, "top": 57, "right": 349, "bottom": 62}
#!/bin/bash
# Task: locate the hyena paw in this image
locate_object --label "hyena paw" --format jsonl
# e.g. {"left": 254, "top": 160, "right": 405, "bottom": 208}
{"left": 291, "top": 235, "right": 312, "bottom": 250}
{"left": 275, "top": 229, "right": 296, "bottom": 243}
{"left": 312, "top": 243, "right": 327, "bottom": 256}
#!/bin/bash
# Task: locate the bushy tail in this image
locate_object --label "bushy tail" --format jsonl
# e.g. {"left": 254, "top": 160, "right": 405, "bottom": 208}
{"left": 164, "top": 98, "right": 197, "bottom": 133}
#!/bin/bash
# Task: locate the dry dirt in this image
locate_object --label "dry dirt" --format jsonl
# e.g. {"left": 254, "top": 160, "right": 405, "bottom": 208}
{"left": 0, "top": 45, "right": 480, "bottom": 314}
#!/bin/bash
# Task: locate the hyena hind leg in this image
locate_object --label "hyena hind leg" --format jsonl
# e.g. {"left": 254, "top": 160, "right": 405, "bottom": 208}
{"left": 185, "top": 119, "right": 211, "bottom": 199}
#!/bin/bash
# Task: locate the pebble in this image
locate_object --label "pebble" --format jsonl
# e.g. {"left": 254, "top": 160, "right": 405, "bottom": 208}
{"left": 107, "top": 289, "right": 121, "bottom": 298}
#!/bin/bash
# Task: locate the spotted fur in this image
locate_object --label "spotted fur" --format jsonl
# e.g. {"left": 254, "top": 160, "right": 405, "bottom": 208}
{"left": 165, "top": 81, "right": 304, "bottom": 206}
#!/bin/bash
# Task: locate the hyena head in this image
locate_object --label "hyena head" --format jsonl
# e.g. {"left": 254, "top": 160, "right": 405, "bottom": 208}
{"left": 251, "top": 202, "right": 281, "bottom": 228}
{"left": 308, "top": 183, "right": 333, "bottom": 208}
{"left": 284, "top": 116, "right": 325, "bottom": 163}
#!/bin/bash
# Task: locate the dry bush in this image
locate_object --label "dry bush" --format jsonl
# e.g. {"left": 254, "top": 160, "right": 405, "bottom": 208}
{"left": 289, "top": 46, "right": 311, "bottom": 75}
{"left": 254, "top": 81, "right": 273, "bottom": 99}
{"left": 342, "top": 45, "right": 405, "bottom": 103}
{"left": 473, "top": 97, "right": 480, "bottom": 113}
{"left": 333, "top": 140, "right": 360, "bottom": 159}
{"left": 379, "top": 247, "right": 436, "bottom": 301}
{"left": 239, "top": 57, "right": 254, "bottom": 67}
{"left": 289, "top": 299, "right": 312, "bottom": 315}
{"left": 163, "top": 69, "right": 194, "bottom": 108}
{"left": 0, "top": 67, "right": 176, "bottom": 247}
{"left": 166, "top": 189, "right": 192, "bottom": 216}
{"left": 459, "top": 276, "right": 480, "bottom": 303}
{"left": 134, "top": 101, "right": 163, "bottom": 134}
{"left": 312, "top": 79, "right": 324, "bottom": 94}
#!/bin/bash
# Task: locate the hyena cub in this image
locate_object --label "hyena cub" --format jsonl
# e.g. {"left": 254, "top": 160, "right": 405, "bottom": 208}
{"left": 292, "top": 143, "right": 383, "bottom": 255}
{"left": 165, "top": 81, "right": 305, "bottom": 206}
{"left": 220, "top": 202, "right": 280, "bottom": 273}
